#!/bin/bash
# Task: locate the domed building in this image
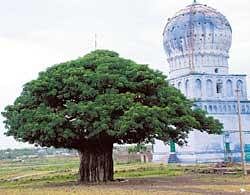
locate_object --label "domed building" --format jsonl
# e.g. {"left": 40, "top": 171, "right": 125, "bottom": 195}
{"left": 153, "top": 1, "right": 250, "bottom": 163}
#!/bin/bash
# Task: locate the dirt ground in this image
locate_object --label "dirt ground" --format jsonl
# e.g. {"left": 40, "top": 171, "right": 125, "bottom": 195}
{"left": 1, "top": 174, "right": 250, "bottom": 195}
{"left": 85, "top": 174, "right": 250, "bottom": 195}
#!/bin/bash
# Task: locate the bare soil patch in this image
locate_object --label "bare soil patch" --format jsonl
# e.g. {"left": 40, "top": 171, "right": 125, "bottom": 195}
{"left": 85, "top": 174, "right": 250, "bottom": 195}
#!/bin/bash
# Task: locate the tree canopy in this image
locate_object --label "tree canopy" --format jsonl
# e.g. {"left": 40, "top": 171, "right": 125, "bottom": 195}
{"left": 2, "top": 50, "right": 223, "bottom": 182}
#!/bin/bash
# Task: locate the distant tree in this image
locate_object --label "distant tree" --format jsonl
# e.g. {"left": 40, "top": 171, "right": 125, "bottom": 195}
{"left": 128, "top": 144, "right": 147, "bottom": 154}
{"left": 2, "top": 50, "right": 222, "bottom": 183}
{"left": 128, "top": 144, "right": 148, "bottom": 163}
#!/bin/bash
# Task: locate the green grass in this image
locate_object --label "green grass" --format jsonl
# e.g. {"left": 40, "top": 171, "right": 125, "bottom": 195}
{"left": 1, "top": 157, "right": 250, "bottom": 194}
{"left": 115, "top": 163, "right": 183, "bottom": 178}
{"left": 0, "top": 157, "right": 185, "bottom": 189}
{"left": 0, "top": 157, "right": 78, "bottom": 188}
{"left": 0, "top": 188, "right": 199, "bottom": 195}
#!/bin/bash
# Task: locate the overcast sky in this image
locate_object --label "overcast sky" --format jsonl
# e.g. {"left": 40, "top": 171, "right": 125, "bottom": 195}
{"left": 0, "top": 0, "right": 250, "bottom": 149}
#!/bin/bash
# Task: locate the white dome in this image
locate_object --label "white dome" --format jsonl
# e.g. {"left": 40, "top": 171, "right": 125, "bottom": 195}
{"left": 163, "top": 3, "right": 232, "bottom": 78}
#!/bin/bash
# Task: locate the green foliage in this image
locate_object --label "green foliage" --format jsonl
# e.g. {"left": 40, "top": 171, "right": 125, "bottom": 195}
{"left": 128, "top": 144, "right": 147, "bottom": 154}
{"left": 2, "top": 50, "right": 223, "bottom": 150}
{"left": 0, "top": 148, "right": 77, "bottom": 160}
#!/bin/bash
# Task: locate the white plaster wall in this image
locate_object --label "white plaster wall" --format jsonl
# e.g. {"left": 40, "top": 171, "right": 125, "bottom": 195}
{"left": 213, "top": 114, "right": 250, "bottom": 132}
{"left": 153, "top": 106, "right": 250, "bottom": 162}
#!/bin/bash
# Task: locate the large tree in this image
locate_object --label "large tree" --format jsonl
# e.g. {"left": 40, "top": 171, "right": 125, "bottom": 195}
{"left": 2, "top": 50, "right": 222, "bottom": 182}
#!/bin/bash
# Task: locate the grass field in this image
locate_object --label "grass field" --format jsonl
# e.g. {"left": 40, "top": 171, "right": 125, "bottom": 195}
{"left": 0, "top": 157, "right": 250, "bottom": 194}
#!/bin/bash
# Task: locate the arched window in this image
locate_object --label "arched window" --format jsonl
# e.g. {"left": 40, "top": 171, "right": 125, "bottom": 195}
{"left": 219, "top": 105, "right": 222, "bottom": 112}
{"left": 206, "top": 79, "right": 213, "bottom": 97}
{"left": 223, "top": 105, "right": 227, "bottom": 112}
{"left": 216, "top": 80, "right": 223, "bottom": 94}
{"left": 247, "top": 105, "right": 250, "bottom": 113}
{"left": 195, "top": 79, "right": 202, "bottom": 98}
{"left": 233, "top": 105, "right": 236, "bottom": 112}
{"left": 208, "top": 105, "right": 213, "bottom": 112}
{"left": 178, "top": 82, "right": 182, "bottom": 90}
{"left": 226, "top": 80, "right": 233, "bottom": 97}
{"left": 237, "top": 80, "right": 244, "bottom": 97}
{"left": 185, "top": 80, "right": 189, "bottom": 96}
{"left": 242, "top": 105, "right": 246, "bottom": 113}
{"left": 213, "top": 105, "right": 218, "bottom": 113}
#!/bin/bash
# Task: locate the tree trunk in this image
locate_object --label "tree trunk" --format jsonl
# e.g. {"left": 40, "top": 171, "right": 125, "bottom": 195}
{"left": 78, "top": 142, "right": 113, "bottom": 183}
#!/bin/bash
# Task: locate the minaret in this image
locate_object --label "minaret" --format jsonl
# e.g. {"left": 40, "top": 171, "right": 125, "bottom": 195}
{"left": 154, "top": 0, "right": 250, "bottom": 166}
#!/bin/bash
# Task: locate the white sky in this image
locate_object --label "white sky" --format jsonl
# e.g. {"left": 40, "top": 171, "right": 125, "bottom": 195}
{"left": 0, "top": 0, "right": 250, "bottom": 149}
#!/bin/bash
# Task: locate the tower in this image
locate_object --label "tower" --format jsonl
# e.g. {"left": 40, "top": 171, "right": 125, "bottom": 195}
{"left": 153, "top": 2, "right": 250, "bottom": 163}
